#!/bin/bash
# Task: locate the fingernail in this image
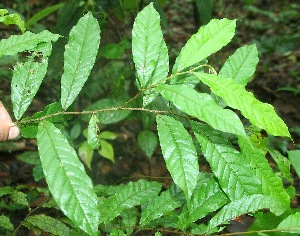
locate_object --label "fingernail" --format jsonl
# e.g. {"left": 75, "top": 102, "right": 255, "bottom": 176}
{"left": 8, "top": 126, "right": 20, "bottom": 140}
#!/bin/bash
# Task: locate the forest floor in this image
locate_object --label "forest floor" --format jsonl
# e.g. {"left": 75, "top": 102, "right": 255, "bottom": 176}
{"left": 0, "top": 0, "right": 300, "bottom": 235}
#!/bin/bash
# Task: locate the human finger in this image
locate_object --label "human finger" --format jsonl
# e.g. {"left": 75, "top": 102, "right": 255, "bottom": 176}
{"left": 0, "top": 101, "right": 20, "bottom": 141}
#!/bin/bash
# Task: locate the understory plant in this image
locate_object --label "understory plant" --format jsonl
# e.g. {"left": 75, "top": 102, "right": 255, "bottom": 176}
{"left": 1, "top": 3, "right": 300, "bottom": 236}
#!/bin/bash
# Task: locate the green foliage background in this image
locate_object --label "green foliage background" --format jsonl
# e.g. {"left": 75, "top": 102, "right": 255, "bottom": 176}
{"left": 0, "top": 1, "right": 299, "bottom": 235}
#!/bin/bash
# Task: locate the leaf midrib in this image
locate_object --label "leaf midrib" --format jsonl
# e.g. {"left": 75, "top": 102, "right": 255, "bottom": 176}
{"left": 62, "top": 16, "right": 92, "bottom": 109}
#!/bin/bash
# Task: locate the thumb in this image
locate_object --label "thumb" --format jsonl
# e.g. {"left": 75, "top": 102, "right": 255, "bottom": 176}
{"left": 0, "top": 122, "right": 20, "bottom": 141}
{"left": 0, "top": 101, "right": 20, "bottom": 141}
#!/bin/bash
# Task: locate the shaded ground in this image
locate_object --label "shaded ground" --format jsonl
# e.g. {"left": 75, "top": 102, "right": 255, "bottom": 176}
{"left": 0, "top": 0, "right": 300, "bottom": 235}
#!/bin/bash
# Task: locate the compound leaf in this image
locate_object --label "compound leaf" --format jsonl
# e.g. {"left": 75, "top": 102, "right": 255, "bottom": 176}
{"left": 219, "top": 44, "right": 259, "bottom": 86}
{"left": 207, "top": 194, "right": 287, "bottom": 232}
{"left": 157, "top": 115, "right": 199, "bottom": 200}
{"left": 99, "top": 180, "right": 161, "bottom": 224}
{"left": 191, "top": 121, "right": 261, "bottom": 200}
{"left": 277, "top": 212, "right": 300, "bottom": 234}
{"left": 158, "top": 84, "right": 246, "bottom": 136}
{"left": 0, "top": 30, "right": 60, "bottom": 57}
{"left": 195, "top": 72, "right": 290, "bottom": 137}
{"left": 37, "top": 121, "right": 99, "bottom": 236}
{"left": 61, "top": 12, "right": 101, "bottom": 110}
{"left": 132, "top": 2, "right": 169, "bottom": 89}
{"left": 178, "top": 174, "right": 228, "bottom": 230}
{"left": 140, "top": 184, "right": 185, "bottom": 226}
{"left": 11, "top": 56, "right": 48, "bottom": 120}
{"left": 173, "top": 18, "right": 236, "bottom": 72}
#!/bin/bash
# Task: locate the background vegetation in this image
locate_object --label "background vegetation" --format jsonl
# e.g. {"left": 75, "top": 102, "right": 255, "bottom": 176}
{"left": 0, "top": 0, "right": 299, "bottom": 235}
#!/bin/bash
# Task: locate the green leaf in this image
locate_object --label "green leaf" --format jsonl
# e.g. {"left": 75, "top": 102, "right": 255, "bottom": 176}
{"left": 33, "top": 164, "right": 45, "bottom": 182}
{"left": 219, "top": 44, "right": 259, "bottom": 86}
{"left": 99, "top": 180, "right": 161, "bottom": 224}
{"left": 122, "top": 0, "right": 141, "bottom": 10}
{"left": 194, "top": 72, "right": 291, "bottom": 137}
{"left": 277, "top": 212, "right": 300, "bottom": 234}
{"left": 0, "top": 215, "right": 14, "bottom": 231}
{"left": 173, "top": 18, "right": 236, "bottom": 72}
{"left": 101, "top": 39, "right": 128, "bottom": 59}
{"left": 195, "top": 0, "right": 213, "bottom": 25}
{"left": 120, "top": 208, "right": 138, "bottom": 235}
{"left": 33, "top": 41, "right": 53, "bottom": 57}
{"left": 17, "top": 151, "right": 40, "bottom": 165}
{"left": 11, "top": 191, "right": 28, "bottom": 207}
{"left": 238, "top": 136, "right": 290, "bottom": 209}
{"left": 138, "top": 130, "right": 158, "bottom": 158}
{"left": 19, "top": 102, "right": 67, "bottom": 138}
{"left": 43, "top": 102, "right": 67, "bottom": 123}
{"left": 0, "top": 10, "right": 25, "bottom": 33}
{"left": 0, "top": 30, "right": 60, "bottom": 57}
{"left": 37, "top": 121, "right": 99, "bottom": 236}
{"left": 191, "top": 224, "right": 217, "bottom": 235}
{"left": 0, "top": 9, "right": 7, "bottom": 15}
{"left": 98, "top": 131, "right": 117, "bottom": 140}
{"left": 140, "top": 183, "right": 185, "bottom": 226}
{"left": 84, "top": 98, "right": 131, "bottom": 124}
{"left": 61, "top": 12, "right": 101, "bottom": 110}
{"left": 178, "top": 174, "right": 228, "bottom": 230}
{"left": 78, "top": 141, "right": 94, "bottom": 170}
{"left": 132, "top": 2, "right": 169, "bottom": 89}
{"left": 70, "top": 123, "right": 81, "bottom": 140}
{"left": 207, "top": 194, "right": 287, "bottom": 232}
{"left": 249, "top": 212, "right": 283, "bottom": 234}
{"left": 94, "top": 184, "right": 124, "bottom": 197}
{"left": 144, "top": 211, "right": 179, "bottom": 229}
{"left": 26, "top": 3, "right": 65, "bottom": 29}
{"left": 156, "top": 115, "right": 199, "bottom": 200}
{"left": 11, "top": 56, "right": 48, "bottom": 120}
{"left": 268, "top": 148, "right": 292, "bottom": 182}
{"left": 24, "top": 215, "right": 70, "bottom": 236}
{"left": 288, "top": 150, "right": 300, "bottom": 178}
{"left": 98, "top": 139, "right": 114, "bottom": 162}
{"left": 0, "top": 186, "right": 14, "bottom": 197}
{"left": 191, "top": 121, "right": 261, "bottom": 200}
{"left": 110, "top": 229, "right": 126, "bottom": 236}
{"left": 88, "top": 115, "right": 100, "bottom": 149}
{"left": 157, "top": 84, "right": 246, "bottom": 136}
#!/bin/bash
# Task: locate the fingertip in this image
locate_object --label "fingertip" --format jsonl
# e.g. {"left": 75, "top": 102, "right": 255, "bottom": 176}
{"left": 8, "top": 126, "right": 20, "bottom": 140}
